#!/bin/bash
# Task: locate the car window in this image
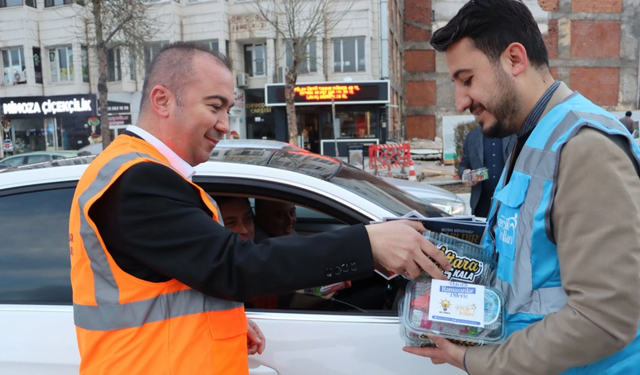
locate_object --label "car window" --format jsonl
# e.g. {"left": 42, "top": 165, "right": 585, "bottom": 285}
{"left": 1, "top": 156, "right": 24, "bottom": 167}
{"left": 0, "top": 187, "right": 74, "bottom": 305}
{"left": 27, "top": 154, "right": 51, "bottom": 164}
{"left": 210, "top": 192, "right": 402, "bottom": 315}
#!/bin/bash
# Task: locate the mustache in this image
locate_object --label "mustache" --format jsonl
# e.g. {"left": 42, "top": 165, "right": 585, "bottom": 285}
{"left": 469, "top": 103, "right": 485, "bottom": 114}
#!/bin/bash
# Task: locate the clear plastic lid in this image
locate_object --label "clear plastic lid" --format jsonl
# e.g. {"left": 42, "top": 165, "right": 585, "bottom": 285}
{"left": 423, "top": 231, "right": 497, "bottom": 286}
{"left": 399, "top": 278, "right": 506, "bottom": 346}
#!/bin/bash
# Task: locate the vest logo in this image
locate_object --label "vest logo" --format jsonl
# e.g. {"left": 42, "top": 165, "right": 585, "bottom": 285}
{"left": 497, "top": 213, "right": 518, "bottom": 245}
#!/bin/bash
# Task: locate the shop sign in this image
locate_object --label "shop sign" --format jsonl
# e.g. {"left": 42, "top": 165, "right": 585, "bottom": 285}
{"left": 107, "top": 101, "right": 131, "bottom": 114}
{"left": 246, "top": 103, "right": 272, "bottom": 114}
{"left": 265, "top": 80, "right": 390, "bottom": 106}
{"left": 0, "top": 95, "right": 97, "bottom": 118}
{"left": 108, "top": 114, "right": 131, "bottom": 126}
{"left": 230, "top": 14, "right": 267, "bottom": 32}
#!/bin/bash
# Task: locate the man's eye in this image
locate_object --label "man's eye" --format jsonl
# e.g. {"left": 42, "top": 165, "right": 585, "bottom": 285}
{"left": 463, "top": 77, "right": 473, "bottom": 87}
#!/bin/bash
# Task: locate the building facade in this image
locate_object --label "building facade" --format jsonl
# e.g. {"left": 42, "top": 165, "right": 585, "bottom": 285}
{"left": 402, "top": 0, "right": 640, "bottom": 141}
{"left": 0, "top": 0, "right": 404, "bottom": 157}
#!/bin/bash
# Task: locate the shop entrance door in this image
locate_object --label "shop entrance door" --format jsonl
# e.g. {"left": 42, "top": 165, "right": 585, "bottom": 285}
{"left": 44, "top": 118, "right": 58, "bottom": 151}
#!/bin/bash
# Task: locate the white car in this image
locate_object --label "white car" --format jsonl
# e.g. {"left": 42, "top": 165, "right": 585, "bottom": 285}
{"left": 80, "top": 138, "right": 467, "bottom": 215}
{"left": 0, "top": 146, "right": 464, "bottom": 375}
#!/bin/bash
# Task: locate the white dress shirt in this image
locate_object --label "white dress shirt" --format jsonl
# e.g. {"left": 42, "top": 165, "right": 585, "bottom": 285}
{"left": 125, "top": 125, "right": 196, "bottom": 181}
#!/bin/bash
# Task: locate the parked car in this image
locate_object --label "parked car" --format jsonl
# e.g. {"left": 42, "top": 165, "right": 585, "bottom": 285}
{"left": 80, "top": 138, "right": 467, "bottom": 215}
{"left": 380, "top": 176, "right": 466, "bottom": 215}
{"left": 0, "top": 146, "right": 464, "bottom": 375}
{"left": 0, "top": 151, "right": 87, "bottom": 168}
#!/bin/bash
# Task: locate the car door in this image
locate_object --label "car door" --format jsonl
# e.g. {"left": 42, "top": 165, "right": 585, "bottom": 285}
{"left": 198, "top": 177, "right": 465, "bottom": 375}
{"left": 0, "top": 183, "right": 79, "bottom": 374}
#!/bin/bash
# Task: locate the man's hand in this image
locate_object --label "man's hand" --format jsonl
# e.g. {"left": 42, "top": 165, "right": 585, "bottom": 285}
{"left": 461, "top": 169, "right": 477, "bottom": 186}
{"left": 365, "top": 220, "right": 451, "bottom": 279}
{"left": 403, "top": 335, "right": 467, "bottom": 370}
{"left": 247, "top": 318, "right": 265, "bottom": 355}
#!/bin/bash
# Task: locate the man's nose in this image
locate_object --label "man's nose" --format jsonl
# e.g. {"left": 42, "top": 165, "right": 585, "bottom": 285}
{"left": 216, "top": 112, "right": 230, "bottom": 134}
{"left": 455, "top": 88, "right": 472, "bottom": 113}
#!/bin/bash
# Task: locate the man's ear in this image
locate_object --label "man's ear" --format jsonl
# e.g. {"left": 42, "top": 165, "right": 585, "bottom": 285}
{"left": 148, "top": 85, "right": 173, "bottom": 118}
{"left": 502, "top": 42, "right": 528, "bottom": 77}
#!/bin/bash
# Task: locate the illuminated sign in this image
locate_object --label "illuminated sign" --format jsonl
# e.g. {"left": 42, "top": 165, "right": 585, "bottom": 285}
{"left": 0, "top": 94, "right": 97, "bottom": 118}
{"left": 265, "top": 80, "right": 389, "bottom": 106}
{"left": 293, "top": 85, "right": 362, "bottom": 101}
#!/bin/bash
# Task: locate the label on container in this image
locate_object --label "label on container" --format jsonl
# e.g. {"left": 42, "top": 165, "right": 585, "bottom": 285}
{"left": 428, "top": 280, "right": 485, "bottom": 328}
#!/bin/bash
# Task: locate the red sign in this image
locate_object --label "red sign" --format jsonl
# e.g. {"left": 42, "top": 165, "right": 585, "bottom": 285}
{"left": 293, "top": 85, "right": 361, "bottom": 101}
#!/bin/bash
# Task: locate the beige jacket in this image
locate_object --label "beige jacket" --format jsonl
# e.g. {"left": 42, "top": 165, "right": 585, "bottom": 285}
{"left": 465, "top": 83, "right": 640, "bottom": 374}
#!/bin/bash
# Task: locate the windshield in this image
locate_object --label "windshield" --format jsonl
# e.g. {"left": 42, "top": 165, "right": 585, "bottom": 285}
{"left": 329, "top": 163, "right": 447, "bottom": 218}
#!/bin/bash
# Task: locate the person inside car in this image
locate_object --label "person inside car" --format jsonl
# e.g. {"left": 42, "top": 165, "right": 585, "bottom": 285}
{"left": 253, "top": 199, "right": 297, "bottom": 242}
{"left": 216, "top": 196, "right": 255, "bottom": 242}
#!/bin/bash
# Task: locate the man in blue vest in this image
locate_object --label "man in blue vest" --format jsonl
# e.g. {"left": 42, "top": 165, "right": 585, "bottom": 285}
{"left": 403, "top": 0, "right": 640, "bottom": 374}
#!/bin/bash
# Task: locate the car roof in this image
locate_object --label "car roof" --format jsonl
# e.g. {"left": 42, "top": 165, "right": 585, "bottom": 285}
{"left": 77, "top": 138, "right": 308, "bottom": 155}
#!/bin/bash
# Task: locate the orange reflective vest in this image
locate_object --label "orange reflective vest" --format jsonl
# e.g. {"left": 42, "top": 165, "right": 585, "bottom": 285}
{"left": 69, "top": 134, "right": 248, "bottom": 375}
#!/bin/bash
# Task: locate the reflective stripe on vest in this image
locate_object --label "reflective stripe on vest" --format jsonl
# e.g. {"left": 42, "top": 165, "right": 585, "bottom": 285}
{"left": 74, "top": 150, "right": 241, "bottom": 331}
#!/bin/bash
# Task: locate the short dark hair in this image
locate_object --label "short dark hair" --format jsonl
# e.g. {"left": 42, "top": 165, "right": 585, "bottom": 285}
{"left": 430, "top": 0, "right": 549, "bottom": 70}
{"left": 140, "top": 41, "right": 232, "bottom": 113}
{"left": 626, "top": 111, "right": 633, "bottom": 117}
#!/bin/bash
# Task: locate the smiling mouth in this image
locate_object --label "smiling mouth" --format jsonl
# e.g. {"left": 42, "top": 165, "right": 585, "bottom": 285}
{"left": 205, "top": 135, "right": 219, "bottom": 146}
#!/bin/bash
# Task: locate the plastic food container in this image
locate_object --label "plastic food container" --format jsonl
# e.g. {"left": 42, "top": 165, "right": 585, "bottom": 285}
{"left": 424, "top": 231, "right": 496, "bottom": 287}
{"left": 399, "top": 278, "right": 506, "bottom": 347}
{"left": 463, "top": 167, "right": 490, "bottom": 184}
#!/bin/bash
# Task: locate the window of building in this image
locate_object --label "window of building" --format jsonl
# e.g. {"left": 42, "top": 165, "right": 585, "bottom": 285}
{"left": 0, "top": 0, "right": 36, "bottom": 7}
{"left": 49, "top": 46, "right": 74, "bottom": 83}
{"left": 81, "top": 45, "right": 89, "bottom": 83}
{"left": 44, "top": 0, "right": 82, "bottom": 6}
{"left": 285, "top": 39, "right": 317, "bottom": 74}
{"left": 129, "top": 47, "right": 136, "bottom": 80}
{"left": 144, "top": 41, "right": 167, "bottom": 70}
{"left": 107, "top": 47, "right": 121, "bottom": 82}
{"left": 333, "top": 38, "right": 365, "bottom": 73}
{"left": 1, "top": 47, "right": 27, "bottom": 85}
{"left": 197, "top": 40, "right": 219, "bottom": 53}
{"left": 244, "top": 43, "right": 266, "bottom": 77}
{"left": 0, "top": 187, "right": 75, "bottom": 305}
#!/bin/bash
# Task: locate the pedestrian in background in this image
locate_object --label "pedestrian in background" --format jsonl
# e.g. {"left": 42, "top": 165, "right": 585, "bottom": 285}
{"left": 620, "top": 111, "right": 636, "bottom": 135}
{"left": 458, "top": 126, "right": 515, "bottom": 217}
{"left": 404, "top": 0, "right": 640, "bottom": 373}
{"left": 69, "top": 41, "right": 451, "bottom": 375}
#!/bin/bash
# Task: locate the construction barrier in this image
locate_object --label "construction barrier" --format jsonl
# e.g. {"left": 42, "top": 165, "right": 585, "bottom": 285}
{"left": 369, "top": 143, "right": 415, "bottom": 176}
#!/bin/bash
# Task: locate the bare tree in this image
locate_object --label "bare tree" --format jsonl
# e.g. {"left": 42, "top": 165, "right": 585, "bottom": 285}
{"left": 77, "top": 0, "right": 164, "bottom": 148}
{"left": 253, "top": 0, "right": 354, "bottom": 146}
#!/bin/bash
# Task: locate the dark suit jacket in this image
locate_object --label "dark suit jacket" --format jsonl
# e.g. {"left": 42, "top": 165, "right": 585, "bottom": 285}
{"left": 458, "top": 127, "right": 516, "bottom": 213}
{"left": 90, "top": 138, "right": 374, "bottom": 303}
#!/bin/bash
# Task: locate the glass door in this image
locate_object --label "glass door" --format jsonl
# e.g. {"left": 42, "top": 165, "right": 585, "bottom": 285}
{"left": 44, "top": 117, "right": 58, "bottom": 151}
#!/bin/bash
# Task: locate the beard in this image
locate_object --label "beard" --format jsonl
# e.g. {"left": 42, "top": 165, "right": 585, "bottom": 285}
{"left": 475, "top": 65, "right": 522, "bottom": 138}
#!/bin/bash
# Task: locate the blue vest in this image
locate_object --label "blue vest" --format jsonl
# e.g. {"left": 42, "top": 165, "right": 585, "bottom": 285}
{"left": 481, "top": 93, "right": 640, "bottom": 374}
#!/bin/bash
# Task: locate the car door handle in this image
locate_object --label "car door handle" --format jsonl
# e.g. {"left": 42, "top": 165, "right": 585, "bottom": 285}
{"left": 249, "top": 364, "right": 279, "bottom": 375}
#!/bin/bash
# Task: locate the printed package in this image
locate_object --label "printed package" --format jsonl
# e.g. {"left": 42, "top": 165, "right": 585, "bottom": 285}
{"left": 397, "top": 232, "right": 505, "bottom": 347}
{"left": 423, "top": 231, "right": 496, "bottom": 286}
{"left": 463, "top": 167, "right": 489, "bottom": 184}
{"left": 398, "top": 280, "right": 506, "bottom": 347}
